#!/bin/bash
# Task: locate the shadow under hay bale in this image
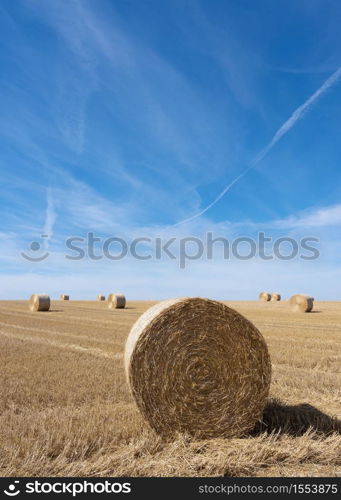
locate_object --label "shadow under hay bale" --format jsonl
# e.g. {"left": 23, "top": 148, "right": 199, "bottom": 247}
{"left": 252, "top": 398, "right": 341, "bottom": 437}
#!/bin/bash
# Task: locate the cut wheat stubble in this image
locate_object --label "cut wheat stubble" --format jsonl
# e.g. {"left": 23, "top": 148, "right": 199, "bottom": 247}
{"left": 124, "top": 297, "right": 271, "bottom": 439}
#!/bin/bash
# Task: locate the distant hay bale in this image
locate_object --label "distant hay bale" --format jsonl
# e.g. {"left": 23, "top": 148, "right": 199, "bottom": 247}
{"left": 124, "top": 297, "right": 271, "bottom": 439}
{"left": 271, "top": 293, "right": 281, "bottom": 301}
{"left": 108, "top": 293, "right": 126, "bottom": 309}
{"left": 289, "top": 294, "right": 314, "bottom": 313}
{"left": 259, "top": 292, "right": 271, "bottom": 302}
{"left": 60, "top": 294, "right": 69, "bottom": 301}
{"left": 29, "top": 294, "right": 50, "bottom": 312}
{"left": 97, "top": 295, "right": 106, "bottom": 301}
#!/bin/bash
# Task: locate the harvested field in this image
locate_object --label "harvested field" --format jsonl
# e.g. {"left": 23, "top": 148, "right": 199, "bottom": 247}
{"left": 0, "top": 300, "right": 340, "bottom": 477}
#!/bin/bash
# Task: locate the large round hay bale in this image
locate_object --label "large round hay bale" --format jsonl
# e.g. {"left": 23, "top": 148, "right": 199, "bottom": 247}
{"left": 97, "top": 295, "right": 106, "bottom": 301}
{"left": 60, "top": 294, "right": 69, "bottom": 301}
{"left": 270, "top": 293, "right": 281, "bottom": 301}
{"left": 29, "top": 294, "right": 50, "bottom": 312}
{"left": 108, "top": 293, "right": 126, "bottom": 309}
{"left": 124, "top": 297, "right": 271, "bottom": 439}
{"left": 289, "top": 294, "right": 314, "bottom": 313}
{"left": 259, "top": 292, "right": 271, "bottom": 302}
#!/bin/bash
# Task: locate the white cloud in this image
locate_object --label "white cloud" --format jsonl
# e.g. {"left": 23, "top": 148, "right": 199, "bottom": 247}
{"left": 43, "top": 187, "right": 57, "bottom": 249}
{"left": 1, "top": 255, "right": 340, "bottom": 300}
{"left": 272, "top": 204, "right": 341, "bottom": 229}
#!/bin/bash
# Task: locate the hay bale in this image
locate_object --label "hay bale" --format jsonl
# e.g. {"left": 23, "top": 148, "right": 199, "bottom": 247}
{"left": 289, "top": 294, "right": 314, "bottom": 313}
{"left": 97, "top": 295, "right": 106, "bottom": 301}
{"left": 124, "top": 297, "right": 271, "bottom": 439}
{"left": 60, "top": 294, "right": 69, "bottom": 301}
{"left": 29, "top": 294, "right": 50, "bottom": 312}
{"left": 108, "top": 293, "right": 126, "bottom": 309}
{"left": 270, "top": 293, "right": 281, "bottom": 301}
{"left": 259, "top": 292, "right": 271, "bottom": 302}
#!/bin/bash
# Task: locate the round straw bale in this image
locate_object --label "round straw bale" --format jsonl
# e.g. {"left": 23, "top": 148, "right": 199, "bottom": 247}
{"left": 60, "top": 294, "right": 69, "bottom": 300}
{"left": 259, "top": 292, "right": 271, "bottom": 302}
{"left": 270, "top": 293, "right": 281, "bottom": 301}
{"left": 29, "top": 294, "right": 50, "bottom": 312}
{"left": 289, "top": 294, "right": 314, "bottom": 313}
{"left": 124, "top": 297, "right": 271, "bottom": 439}
{"left": 97, "top": 295, "right": 106, "bottom": 301}
{"left": 108, "top": 293, "right": 126, "bottom": 309}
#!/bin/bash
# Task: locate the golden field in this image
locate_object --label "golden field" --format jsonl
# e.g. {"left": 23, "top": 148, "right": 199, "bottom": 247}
{"left": 0, "top": 299, "right": 340, "bottom": 477}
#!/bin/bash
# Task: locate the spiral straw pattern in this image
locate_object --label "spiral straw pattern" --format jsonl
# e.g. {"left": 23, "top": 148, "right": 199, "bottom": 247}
{"left": 125, "top": 297, "right": 271, "bottom": 439}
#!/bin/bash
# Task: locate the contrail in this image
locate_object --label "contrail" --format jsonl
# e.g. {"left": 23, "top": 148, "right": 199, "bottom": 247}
{"left": 174, "top": 67, "right": 341, "bottom": 227}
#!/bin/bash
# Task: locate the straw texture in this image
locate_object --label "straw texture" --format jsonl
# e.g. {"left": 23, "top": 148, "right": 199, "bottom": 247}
{"left": 125, "top": 297, "right": 271, "bottom": 439}
{"left": 29, "top": 294, "right": 50, "bottom": 312}
{"left": 97, "top": 295, "right": 106, "bottom": 301}
{"left": 270, "top": 293, "right": 281, "bottom": 301}
{"left": 60, "top": 294, "right": 69, "bottom": 301}
{"left": 259, "top": 292, "right": 271, "bottom": 302}
{"left": 108, "top": 293, "right": 126, "bottom": 309}
{"left": 289, "top": 294, "right": 314, "bottom": 313}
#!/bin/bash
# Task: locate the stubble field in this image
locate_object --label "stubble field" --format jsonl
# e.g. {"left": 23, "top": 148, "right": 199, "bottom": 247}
{"left": 0, "top": 299, "right": 340, "bottom": 477}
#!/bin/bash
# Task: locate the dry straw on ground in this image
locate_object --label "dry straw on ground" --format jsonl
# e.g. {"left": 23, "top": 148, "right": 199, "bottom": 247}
{"left": 259, "top": 292, "right": 271, "bottom": 302}
{"left": 60, "top": 295, "right": 69, "bottom": 301}
{"left": 97, "top": 295, "right": 106, "bottom": 301}
{"left": 271, "top": 293, "right": 281, "bottom": 302}
{"left": 125, "top": 297, "right": 271, "bottom": 439}
{"left": 289, "top": 294, "right": 314, "bottom": 313}
{"left": 29, "top": 294, "right": 50, "bottom": 312}
{"left": 1, "top": 299, "right": 340, "bottom": 477}
{"left": 108, "top": 294, "right": 126, "bottom": 309}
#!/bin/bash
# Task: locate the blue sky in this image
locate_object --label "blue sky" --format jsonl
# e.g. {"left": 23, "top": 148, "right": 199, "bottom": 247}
{"left": 1, "top": 0, "right": 341, "bottom": 300}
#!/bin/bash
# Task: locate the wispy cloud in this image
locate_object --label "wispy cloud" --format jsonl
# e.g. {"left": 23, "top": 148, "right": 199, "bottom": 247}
{"left": 174, "top": 66, "right": 341, "bottom": 226}
{"left": 27, "top": 0, "right": 98, "bottom": 154}
{"left": 43, "top": 187, "right": 56, "bottom": 249}
{"left": 273, "top": 203, "right": 341, "bottom": 229}
{"left": 2, "top": 251, "right": 341, "bottom": 300}
{"left": 68, "top": 1, "right": 239, "bottom": 189}
{"left": 24, "top": 0, "right": 231, "bottom": 219}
